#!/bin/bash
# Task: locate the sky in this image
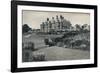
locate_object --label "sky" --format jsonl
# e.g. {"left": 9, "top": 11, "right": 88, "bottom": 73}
{"left": 22, "top": 10, "right": 90, "bottom": 29}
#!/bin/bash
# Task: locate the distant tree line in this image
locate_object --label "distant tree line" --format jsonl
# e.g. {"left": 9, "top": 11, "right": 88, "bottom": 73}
{"left": 75, "top": 24, "right": 90, "bottom": 31}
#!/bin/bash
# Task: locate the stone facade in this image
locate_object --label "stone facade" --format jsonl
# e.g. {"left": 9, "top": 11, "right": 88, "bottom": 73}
{"left": 40, "top": 15, "right": 72, "bottom": 33}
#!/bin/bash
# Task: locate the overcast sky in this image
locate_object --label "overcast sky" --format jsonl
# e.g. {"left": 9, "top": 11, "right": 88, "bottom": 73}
{"left": 22, "top": 10, "right": 90, "bottom": 29}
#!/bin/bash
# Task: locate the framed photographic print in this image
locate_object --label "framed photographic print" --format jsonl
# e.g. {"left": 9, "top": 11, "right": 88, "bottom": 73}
{"left": 11, "top": 0, "right": 97, "bottom": 72}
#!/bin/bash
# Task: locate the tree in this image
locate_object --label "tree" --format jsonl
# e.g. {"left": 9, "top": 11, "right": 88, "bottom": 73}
{"left": 81, "top": 24, "right": 88, "bottom": 31}
{"left": 75, "top": 24, "right": 81, "bottom": 31}
{"left": 22, "top": 24, "right": 32, "bottom": 33}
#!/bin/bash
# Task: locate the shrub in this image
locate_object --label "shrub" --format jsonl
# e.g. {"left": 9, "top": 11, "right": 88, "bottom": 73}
{"left": 32, "top": 52, "right": 46, "bottom": 61}
{"left": 22, "top": 50, "right": 33, "bottom": 62}
{"left": 44, "top": 38, "right": 49, "bottom": 45}
{"left": 23, "top": 42, "right": 35, "bottom": 51}
{"left": 70, "top": 40, "right": 90, "bottom": 50}
{"left": 22, "top": 42, "right": 35, "bottom": 62}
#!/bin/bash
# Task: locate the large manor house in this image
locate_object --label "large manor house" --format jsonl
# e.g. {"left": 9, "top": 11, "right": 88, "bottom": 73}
{"left": 40, "top": 15, "right": 72, "bottom": 33}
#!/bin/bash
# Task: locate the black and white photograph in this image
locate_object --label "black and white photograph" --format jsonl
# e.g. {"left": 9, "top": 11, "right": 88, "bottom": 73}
{"left": 22, "top": 10, "right": 90, "bottom": 62}
{"left": 11, "top": 1, "right": 97, "bottom": 72}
